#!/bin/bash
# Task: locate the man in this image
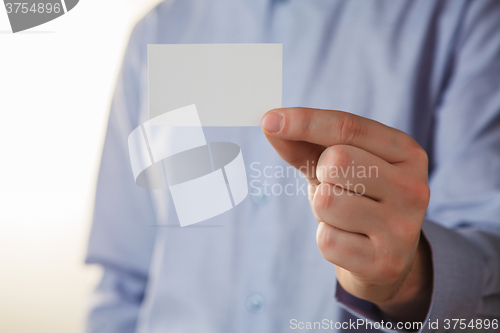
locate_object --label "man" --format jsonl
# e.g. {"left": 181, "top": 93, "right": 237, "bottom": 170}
{"left": 85, "top": 0, "right": 500, "bottom": 332}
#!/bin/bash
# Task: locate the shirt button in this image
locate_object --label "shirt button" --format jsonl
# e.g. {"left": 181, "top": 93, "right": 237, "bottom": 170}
{"left": 246, "top": 294, "right": 266, "bottom": 313}
{"left": 251, "top": 185, "right": 271, "bottom": 206}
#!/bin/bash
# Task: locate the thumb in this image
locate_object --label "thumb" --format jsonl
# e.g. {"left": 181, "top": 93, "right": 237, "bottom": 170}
{"left": 262, "top": 110, "right": 325, "bottom": 184}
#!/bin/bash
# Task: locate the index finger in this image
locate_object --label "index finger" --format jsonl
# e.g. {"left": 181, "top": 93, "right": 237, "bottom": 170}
{"left": 261, "top": 107, "right": 418, "bottom": 164}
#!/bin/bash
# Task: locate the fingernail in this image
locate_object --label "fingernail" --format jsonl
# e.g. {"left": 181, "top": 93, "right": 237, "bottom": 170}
{"left": 262, "top": 112, "right": 283, "bottom": 133}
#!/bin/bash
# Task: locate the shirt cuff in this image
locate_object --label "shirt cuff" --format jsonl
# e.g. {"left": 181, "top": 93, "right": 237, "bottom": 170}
{"left": 335, "top": 219, "right": 485, "bottom": 333}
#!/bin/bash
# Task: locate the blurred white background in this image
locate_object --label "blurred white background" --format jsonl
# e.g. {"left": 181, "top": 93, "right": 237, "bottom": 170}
{"left": 0, "top": 1, "right": 162, "bottom": 332}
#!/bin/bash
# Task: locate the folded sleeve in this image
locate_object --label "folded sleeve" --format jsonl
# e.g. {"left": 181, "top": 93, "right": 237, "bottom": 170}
{"left": 336, "top": 221, "right": 500, "bottom": 332}
{"left": 336, "top": 0, "right": 500, "bottom": 331}
{"left": 84, "top": 15, "right": 158, "bottom": 333}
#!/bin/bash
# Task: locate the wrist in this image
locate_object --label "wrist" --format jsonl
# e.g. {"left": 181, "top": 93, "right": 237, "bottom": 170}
{"left": 376, "top": 233, "right": 433, "bottom": 324}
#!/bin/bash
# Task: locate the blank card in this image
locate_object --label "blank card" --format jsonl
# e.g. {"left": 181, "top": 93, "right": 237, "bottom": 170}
{"left": 148, "top": 44, "right": 282, "bottom": 126}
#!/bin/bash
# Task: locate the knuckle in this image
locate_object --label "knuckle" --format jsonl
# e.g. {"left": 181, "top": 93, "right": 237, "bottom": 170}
{"left": 411, "top": 144, "right": 429, "bottom": 168}
{"left": 325, "top": 145, "right": 351, "bottom": 170}
{"left": 394, "top": 176, "right": 430, "bottom": 211}
{"left": 316, "top": 223, "right": 336, "bottom": 255}
{"left": 337, "top": 114, "right": 365, "bottom": 145}
{"left": 416, "top": 147, "right": 429, "bottom": 166}
{"left": 312, "top": 183, "right": 336, "bottom": 214}
{"left": 414, "top": 181, "right": 431, "bottom": 209}
{"left": 403, "top": 139, "right": 429, "bottom": 166}
{"left": 402, "top": 179, "right": 430, "bottom": 209}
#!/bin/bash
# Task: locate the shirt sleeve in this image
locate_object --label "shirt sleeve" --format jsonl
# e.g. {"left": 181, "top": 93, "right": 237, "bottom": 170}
{"left": 336, "top": 0, "right": 500, "bottom": 331}
{"left": 84, "top": 15, "right": 158, "bottom": 333}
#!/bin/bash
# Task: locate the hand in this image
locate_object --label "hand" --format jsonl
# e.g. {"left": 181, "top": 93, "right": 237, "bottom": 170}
{"left": 261, "top": 108, "right": 433, "bottom": 323}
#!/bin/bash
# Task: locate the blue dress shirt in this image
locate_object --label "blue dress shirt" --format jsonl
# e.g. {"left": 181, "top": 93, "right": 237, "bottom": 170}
{"left": 85, "top": 0, "right": 500, "bottom": 332}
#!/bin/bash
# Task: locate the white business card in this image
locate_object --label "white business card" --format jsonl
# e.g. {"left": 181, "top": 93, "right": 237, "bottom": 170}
{"left": 148, "top": 44, "right": 282, "bottom": 126}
